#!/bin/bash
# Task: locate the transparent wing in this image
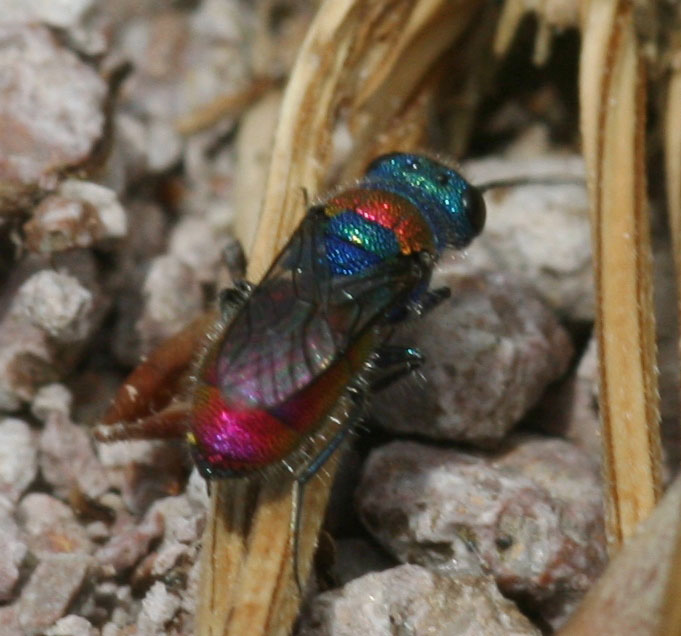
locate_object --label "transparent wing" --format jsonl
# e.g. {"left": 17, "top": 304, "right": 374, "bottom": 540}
{"left": 215, "top": 210, "right": 425, "bottom": 408}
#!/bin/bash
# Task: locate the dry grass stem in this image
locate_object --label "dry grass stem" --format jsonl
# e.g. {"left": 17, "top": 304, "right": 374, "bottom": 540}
{"left": 665, "top": 66, "right": 681, "bottom": 347}
{"left": 493, "top": 0, "right": 579, "bottom": 60}
{"left": 232, "top": 90, "right": 283, "bottom": 256}
{"left": 195, "top": 452, "right": 342, "bottom": 636}
{"left": 195, "top": 1, "right": 483, "bottom": 634}
{"left": 493, "top": 0, "right": 527, "bottom": 57}
{"left": 658, "top": 46, "right": 681, "bottom": 636}
{"left": 174, "top": 77, "right": 280, "bottom": 136}
{"left": 579, "top": 0, "right": 662, "bottom": 548}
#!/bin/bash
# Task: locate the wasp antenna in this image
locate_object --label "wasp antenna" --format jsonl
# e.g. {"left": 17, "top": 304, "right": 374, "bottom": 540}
{"left": 477, "top": 175, "right": 585, "bottom": 193}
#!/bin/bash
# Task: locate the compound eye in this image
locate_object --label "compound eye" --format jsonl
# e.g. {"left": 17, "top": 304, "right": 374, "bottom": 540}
{"left": 463, "top": 186, "right": 486, "bottom": 237}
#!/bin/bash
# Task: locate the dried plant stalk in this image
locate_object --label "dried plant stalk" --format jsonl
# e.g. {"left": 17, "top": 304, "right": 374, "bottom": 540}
{"left": 195, "top": 432, "right": 343, "bottom": 636}
{"left": 493, "top": 0, "right": 579, "bottom": 62}
{"left": 493, "top": 0, "right": 526, "bottom": 57}
{"left": 174, "top": 77, "right": 279, "bottom": 135}
{"left": 232, "top": 90, "right": 283, "bottom": 256}
{"left": 578, "top": 0, "right": 662, "bottom": 548}
{"left": 665, "top": 67, "right": 681, "bottom": 342}
{"left": 659, "top": 54, "right": 681, "bottom": 636}
{"left": 558, "top": 473, "right": 681, "bottom": 635}
{"left": 195, "top": 1, "right": 482, "bottom": 634}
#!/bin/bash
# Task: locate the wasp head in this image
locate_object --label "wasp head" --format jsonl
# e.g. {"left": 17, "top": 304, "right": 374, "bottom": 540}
{"left": 364, "top": 153, "right": 486, "bottom": 251}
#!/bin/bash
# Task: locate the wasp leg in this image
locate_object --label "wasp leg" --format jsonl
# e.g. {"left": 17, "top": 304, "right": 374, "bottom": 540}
{"left": 366, "top": 345, "right": 425, "bottom": 392}
{"left": 407, "top": 286, "right": 450, "bottom": 317}
{"left": 221, "top": 237, "right": 247, "bottom": 282}
{"left": 218, "top": 281, "right": 254, "bottom": 321}
{"left": 386, "top": 287, "right": 450, "bottom": 325}
{"left": 290, "top": 389, "right": 366, "bottom": 594}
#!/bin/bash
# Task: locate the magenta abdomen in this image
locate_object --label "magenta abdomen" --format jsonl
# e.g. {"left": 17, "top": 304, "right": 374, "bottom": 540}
{"left": 190, "top": 328, "right": 376, "bottom": 476}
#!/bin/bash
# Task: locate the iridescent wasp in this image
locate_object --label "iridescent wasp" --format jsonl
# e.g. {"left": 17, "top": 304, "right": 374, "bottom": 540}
{"left": 95, "top": 152, "right": 486, "bottom": 585}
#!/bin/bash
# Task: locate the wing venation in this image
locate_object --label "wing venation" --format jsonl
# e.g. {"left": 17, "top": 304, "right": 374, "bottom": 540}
{"left": 216, "top": 212, "right": 425, "bottom": 408}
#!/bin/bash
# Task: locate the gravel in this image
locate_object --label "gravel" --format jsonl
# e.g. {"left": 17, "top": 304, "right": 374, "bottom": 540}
{"left": 0, "top": 4, "right": 620, "bottom": 635}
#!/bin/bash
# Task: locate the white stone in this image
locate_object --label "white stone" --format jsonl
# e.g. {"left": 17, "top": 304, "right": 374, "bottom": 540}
{"left": 13, "top": 270, "right": 94, "bottom": 343}
{"left": 169, "top": 217, "right": 225, "bottom": 283}
{"left": 461, "top": 155, "right": 593, "bottom": 321}
{"left": 0, "top": 418, "right": 37, "bottom": 503}
{"left": 59, "top": 180, "right": 128, "bottom": 239}
{"left": 138, "top": 582, "right": 180, "bottom": 631}
{"left": 31, "top": 383, "right": 73, "bottom": 422}
{"left": 45, "top": 614, "right": 97, "bottom": 636}
{"left": 0, "top": 0, "right": 95, "bottom": 29}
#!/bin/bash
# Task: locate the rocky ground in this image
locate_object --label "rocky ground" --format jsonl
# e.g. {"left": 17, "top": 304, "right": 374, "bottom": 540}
{"left": 0, "top": 2, "right": 677, "bottom": 635}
